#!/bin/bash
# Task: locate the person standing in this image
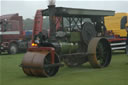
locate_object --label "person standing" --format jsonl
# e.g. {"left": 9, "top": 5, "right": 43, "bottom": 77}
{"left": 125, "top": 24, "right": 128, "bottom": 54}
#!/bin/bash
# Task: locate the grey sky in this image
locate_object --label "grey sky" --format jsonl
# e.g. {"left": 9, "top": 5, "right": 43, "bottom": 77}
{"left": 1, "top": 0, "right": 128, "bottom": 19}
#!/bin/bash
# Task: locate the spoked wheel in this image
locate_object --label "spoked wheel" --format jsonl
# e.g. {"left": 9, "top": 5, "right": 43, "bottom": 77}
{"left": 43, "top": 53, "right": 60, "bottom": 77}
{"left": 88, "top": 38, "right": 112, "bottom": 68}
{"left": 8, "top": 43, "right": 18, "bottom": 54}
{"left": 21, "top": 51, "right": 60, "bottom": 77}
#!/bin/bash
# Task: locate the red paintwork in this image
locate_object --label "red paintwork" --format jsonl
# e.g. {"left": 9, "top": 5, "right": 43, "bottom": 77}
{"left": 0, "top": 13, "right": 26, "bottom": 52}
{"left": 32, "top": 10, "right": 62, "bottom": 40}
{"left": 0, "top": 14, "right": 24, "bottom": 37}
{"left": 32, "top": 10, "right": 43, "bottom": 40}
{"left": 2, "top": 35, "right": 21, "bottom": 41}
{"left": 30, "top": 10, "right": 62, "bottom": 63}
{"left": 56, "top": 17, "right": 62, "bottom": 31}
{"left": 108, "top": 38, "right": 126, "bottom": 42}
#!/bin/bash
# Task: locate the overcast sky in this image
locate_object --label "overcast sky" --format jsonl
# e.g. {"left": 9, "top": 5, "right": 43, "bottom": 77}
{"left": 1, "top": 0, "right": 128, "bottom": 19}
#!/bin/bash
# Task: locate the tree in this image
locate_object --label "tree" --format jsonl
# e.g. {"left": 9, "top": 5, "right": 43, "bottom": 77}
{"left": 23, "top": 18, "right": 33, "bottom": 30}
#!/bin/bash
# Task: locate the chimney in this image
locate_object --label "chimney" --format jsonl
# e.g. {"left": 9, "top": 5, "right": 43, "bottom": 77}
{"left": 48, "top": 0, "right": 56, "bottom": 41}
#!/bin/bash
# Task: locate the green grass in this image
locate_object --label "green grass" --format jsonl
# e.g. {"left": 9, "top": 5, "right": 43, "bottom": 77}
{"left": 0, "top": 53, "right": 128, "bottom": 85}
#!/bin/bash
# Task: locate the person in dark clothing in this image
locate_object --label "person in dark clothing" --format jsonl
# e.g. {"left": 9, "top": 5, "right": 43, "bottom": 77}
{"left": 125, "top": 25, "right": 128, "bottom": 55}
{"left": 34, "top": 32, "right": 47, "bottom": 44}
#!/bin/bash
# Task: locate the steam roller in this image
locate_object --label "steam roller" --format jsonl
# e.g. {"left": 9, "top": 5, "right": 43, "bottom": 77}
{"left": 20, "top": 2, "right": 115, "bottom": 77}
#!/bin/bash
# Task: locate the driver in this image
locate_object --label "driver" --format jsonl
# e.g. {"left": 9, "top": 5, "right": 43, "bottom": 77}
{"left": 35, "top": 36, "right": 40, "bottom": 44}
{"left": 34, "top": 32, "right": 47, "bottom": 44}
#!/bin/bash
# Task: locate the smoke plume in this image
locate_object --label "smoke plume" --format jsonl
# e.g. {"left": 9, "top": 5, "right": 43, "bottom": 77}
{"left": 48, "top": 0, "right": 56, "bottom": 5}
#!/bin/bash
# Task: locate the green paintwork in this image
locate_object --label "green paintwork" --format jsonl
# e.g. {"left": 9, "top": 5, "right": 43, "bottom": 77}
{"left": 60, "top": 42, "right": 78, "bottom": 54}
{"left": 70, "top": 32, "right": 81, "bottom": 42}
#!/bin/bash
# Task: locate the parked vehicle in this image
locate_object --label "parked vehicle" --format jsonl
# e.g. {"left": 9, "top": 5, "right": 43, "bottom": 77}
{"left": 0, "top": 13, "right": 31, "bottom": 54}
{"left": 20, "top": 3, "right": 114, "bottom": 77}
{"left": 105, "top": 13, "right": 128, "bottom": 50}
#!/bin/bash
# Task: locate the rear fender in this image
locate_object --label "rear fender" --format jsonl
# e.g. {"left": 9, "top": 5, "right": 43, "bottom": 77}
{"left": 28, "top": 47, "right": 56, "bottom": 64}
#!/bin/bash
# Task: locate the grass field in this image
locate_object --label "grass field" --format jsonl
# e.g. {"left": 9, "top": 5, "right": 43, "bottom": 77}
{"left": 0, "top": 53, "right": 128, "bottom": 85}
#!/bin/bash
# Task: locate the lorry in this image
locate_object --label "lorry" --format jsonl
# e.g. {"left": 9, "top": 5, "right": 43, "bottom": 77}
{"left": 20, "top": 2, "right": 114, "bottom": 77}
{"left": 105, "top": 13, "right": 128, "bottom": 50}
{"left": 0, "top": 13, "right": 31, "bottom": 54}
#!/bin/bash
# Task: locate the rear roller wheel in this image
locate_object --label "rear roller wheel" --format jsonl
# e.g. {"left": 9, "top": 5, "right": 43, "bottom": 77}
{"left": 88, "top": 38, "right": 112, "bottom": 68}
{"left": 21, "top": 52, "right": 60, "bottom": 77}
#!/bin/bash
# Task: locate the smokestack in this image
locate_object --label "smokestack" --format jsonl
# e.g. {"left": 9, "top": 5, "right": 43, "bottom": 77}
{"left": 48, "top": 0, "right": 56, "bottom": 41}
{"left": 48, "top": 0, "right": 56, "bottom": 6}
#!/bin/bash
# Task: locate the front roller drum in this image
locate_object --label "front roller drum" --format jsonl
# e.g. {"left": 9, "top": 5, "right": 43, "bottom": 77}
{"left": 88, "top": 38, "right": 112, "bottom": 68}
{"left": 21, "top": 51, "right": 60, "bottom": 77}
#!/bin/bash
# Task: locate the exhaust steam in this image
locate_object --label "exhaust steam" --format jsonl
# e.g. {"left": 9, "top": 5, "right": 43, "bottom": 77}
{"left": 48, "top": 0, "right": 56, "bottom": 6}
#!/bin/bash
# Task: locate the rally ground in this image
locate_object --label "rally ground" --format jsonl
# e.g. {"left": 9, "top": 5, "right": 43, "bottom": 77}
{"left": 0, "top": 52, "right": 128, "bottom": 85}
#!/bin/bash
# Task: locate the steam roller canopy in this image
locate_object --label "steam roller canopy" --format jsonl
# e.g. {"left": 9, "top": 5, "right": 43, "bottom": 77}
{"left": 21, "top": 51, "right": 60, "bottom": 77}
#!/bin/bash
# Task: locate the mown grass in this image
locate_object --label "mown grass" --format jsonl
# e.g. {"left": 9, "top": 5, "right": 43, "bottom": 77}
{"left": 0, "top": 53, "right": 128, "bottom": 85}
